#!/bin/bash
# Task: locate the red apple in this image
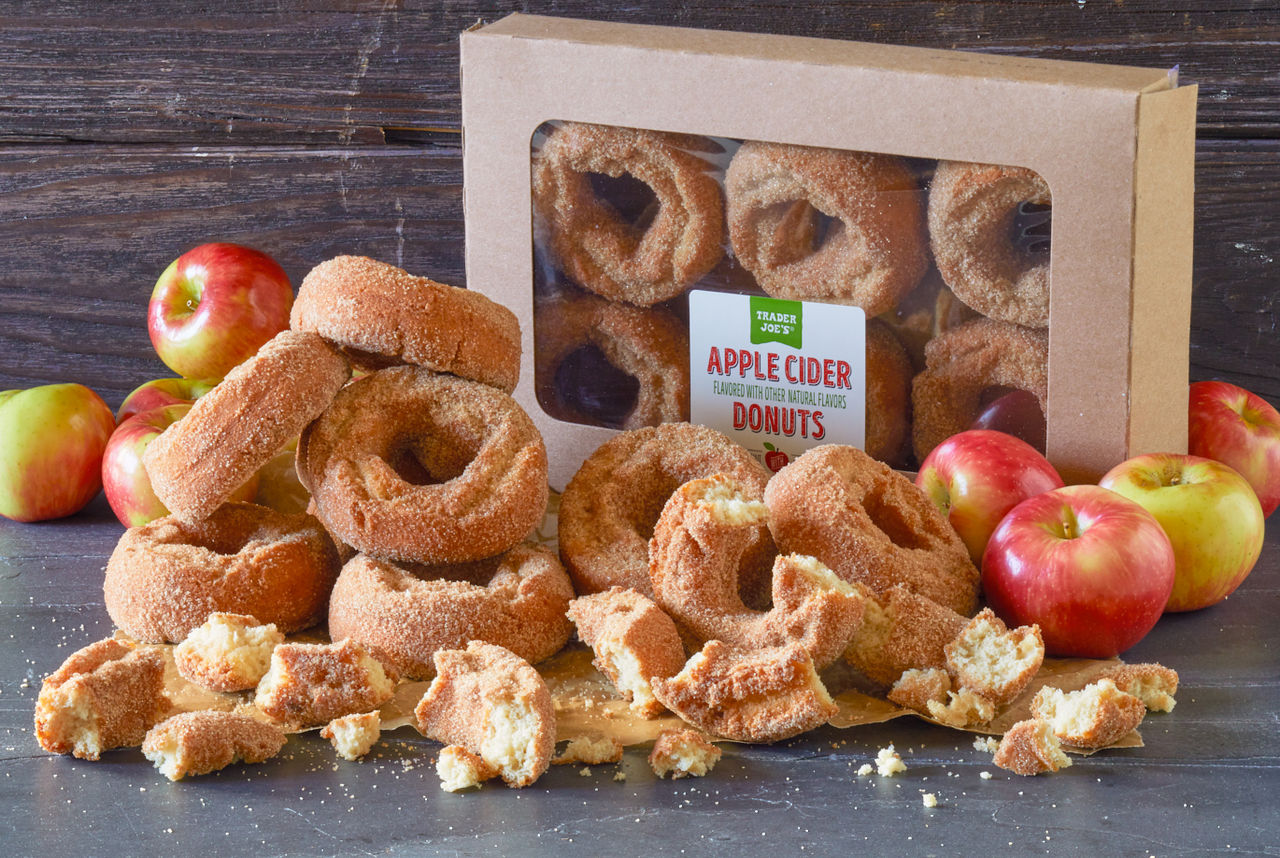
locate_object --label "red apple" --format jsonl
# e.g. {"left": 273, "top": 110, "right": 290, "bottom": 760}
{"left": 115, "top": 376, "right": 219, "bottom": 424}
{"left": 970, "top": 389, "right": 1047, "bottom": 453}
{"left": 102, "top": 404, "right": 258, "bottom": 527}
{"left": 1099, "top": 452, "right": 1264, "bottom": 612}
{"left": 982, "top": 484, "right": 1176, "bottom": 658}
{"left": 0, "top": 383, "right": 116, "bottom": 522}
{"left": 148, "top": 243, "right": 293, "bottom": 379}
{"left": 1188, "top": 380, "right": 1280, "bottom": 517}
{"left": 916, "top": 429, "right": 1064, "bottom": 565}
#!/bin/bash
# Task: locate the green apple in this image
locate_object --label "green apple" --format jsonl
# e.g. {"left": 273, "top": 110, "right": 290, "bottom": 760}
{"left": 1100, "top": 453, "right": 1265, "bottom": 612}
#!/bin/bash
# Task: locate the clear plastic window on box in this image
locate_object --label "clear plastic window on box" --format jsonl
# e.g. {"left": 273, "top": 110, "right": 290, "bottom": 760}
{"left": 529, "top": 120, "right": 1051, "bottom": 471}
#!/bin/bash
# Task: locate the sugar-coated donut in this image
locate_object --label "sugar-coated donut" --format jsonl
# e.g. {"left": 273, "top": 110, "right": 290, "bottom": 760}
{"left": 104, "top": 503, "right": 341, "bottom": 644}
{"left": 844, "top": 585, "right": 967, "bottom": 686}
{"left": 910, "top": 317, "right": 1049, "bottom": 463}
{"left": 143, "top": 330, "right": 349, "bottom": 524}
{"left": 414, "top": 641, "right": 555, "bottom": 788}
{"left": 291, "top": 256, "right": 522, "bottom": 393}
{"left": 726, "top": 140, "right": 928, "bottom": 316}
{"left": 764, "top": 445, "right": 979, "bottom": 616}
{"left": 566, "top": 587, "right": 687, "bottom": 718}
{"left": 649, "top": 474, "right": 865, "bottom": 668}
{"left": 143, "top": 711, "right": 287, "bottom": 781}
{"left": 865, "top": 319, "right": 913, "bottom": 466}
{"left": 558, "top": 423, "right": 773, "bottom": 601}
{"left": 877, "top": 270, "right": 979, "bottom": 373}
{"left": 254, "top": 639, "right": 396, "bottom": 729}
{"left": 532, "top": 122, "right": 724, "bottom": 306}
{"left": 651, "top": 641, "right": 837, "bottom": 743}
{"left": 298, "top": 366, "right": 548, "bottom": 564}
{"left": 535, "top": 292, "right": 689, "bottom": 429}
{"left": 929, "top": 160, "right": 1052, "bottom": 328}
{"left": 35, "top": 638, "right": 169, "bottom": 760}
{"left": 327, "top": 544, "right": 574, "bottom": 681}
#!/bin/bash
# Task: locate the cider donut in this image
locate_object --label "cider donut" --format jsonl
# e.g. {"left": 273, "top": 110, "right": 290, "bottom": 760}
{"left": 865, "top": 319, "right": 913, "bottom": 467}
{"left": 929, "top": 160, "right": 1052, "bottom": 328}
{"left": 291, "top": 256, "right": 522, "bottom": 393}
{"left": 651, "top": 641, "right": 837, "bottom": 744}
{"left": 558, "top": 423, "right": 772, "bottom": 600}
{"left": 535, "top": 292, "right": 689, "bottom": 429}
{"left": 648, "top": 474, "right": 865, "bottom": 668}
{"left": 910, "top": 318, "right": 1049, "bottom": 463}
{"left": 144, "top": 330, "right": 349, "bottom": 524}
{"left": 104, "top": 502, "right": 341, "bottom": 644}
{"left": 532, "top": 122, "right": 724, "bottom": 306}
{"left": 297, "top": 367, "right": 548, "bottom": 565}
{"left": 725, "top": 140, "right": 928, "bottom": 316}
{"left": 763, "top": 445, "right": 980, "bottom": 616}
{"left": 326, "top": 545, "right": 574, "bottom": 681}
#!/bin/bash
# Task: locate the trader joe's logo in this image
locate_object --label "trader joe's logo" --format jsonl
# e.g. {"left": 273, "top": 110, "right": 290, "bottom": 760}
{"left": 750, "top": 295, "right": 803, "bottom": 350}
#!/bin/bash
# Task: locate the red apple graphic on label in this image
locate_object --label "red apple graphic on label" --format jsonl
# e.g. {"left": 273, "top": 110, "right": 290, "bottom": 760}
{"left": 763, "top": 442, "right": 789, "bottom": 472}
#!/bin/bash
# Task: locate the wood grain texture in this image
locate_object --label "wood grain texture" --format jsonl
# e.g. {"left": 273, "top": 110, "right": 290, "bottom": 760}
{"left": 0, "top": 1, "right": 1276, "bottom": 144}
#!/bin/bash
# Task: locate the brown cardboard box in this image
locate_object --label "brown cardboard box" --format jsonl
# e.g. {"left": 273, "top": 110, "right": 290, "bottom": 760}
{"left": 461, "top": 13, "right": 1197, "bottom": 488}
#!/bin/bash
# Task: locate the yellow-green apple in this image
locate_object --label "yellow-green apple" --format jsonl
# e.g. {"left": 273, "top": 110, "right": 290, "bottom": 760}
{"left": 1188, "top": 380, "right": 1280, "bottom": 517}
{"left": 1099, "top": 452, "right": 1264, "bottom": 612}
{"left": 917, "top": 429, "right": 1063, "bottom": 565}
{"left": 115, "top": 376, "right": 219, "bottom": 424}
{"left": 101, "top": 404, "right": 257, "bottom": 527}
{"left": 147, "top": 243, "right": 293, "bottom": 379}
{"left": 0, "top": 383, "right": 116, "bottom": 522}
{"left": 982, "top": 485, "right": 1176, "bottom": 658}
{"left": 970, "top": 389, "right": 1047, "bottom": 453}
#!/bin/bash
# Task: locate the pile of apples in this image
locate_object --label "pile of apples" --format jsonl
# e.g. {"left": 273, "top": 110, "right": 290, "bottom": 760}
{"left": 0, "top": 243, "right": 294, "bottom": 527}
{"left": 917, "top": 380, "right": 1278, "bottom": 657}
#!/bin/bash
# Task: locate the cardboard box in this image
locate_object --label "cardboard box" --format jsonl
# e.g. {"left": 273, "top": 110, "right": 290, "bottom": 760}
{"left": 461, "top": 13, "right": 1197, "bottom": 488}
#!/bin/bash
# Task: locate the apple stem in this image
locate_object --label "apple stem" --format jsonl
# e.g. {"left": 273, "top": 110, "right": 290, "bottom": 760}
{"left": 1060, "top": 508, "right": 1079, "bottom": 540}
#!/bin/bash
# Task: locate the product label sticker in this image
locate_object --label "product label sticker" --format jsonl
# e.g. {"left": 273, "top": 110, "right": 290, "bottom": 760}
{"left": 689, "top": 290, "right": 866, "bottom": 473}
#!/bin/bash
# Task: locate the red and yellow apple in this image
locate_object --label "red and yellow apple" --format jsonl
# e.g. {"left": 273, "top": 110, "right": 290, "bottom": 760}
{"left": 916, "top": 429, "right": 1064, "bottom": 565}
{"left": 115, "top": 376, "right": 219, "bottom": 424}
{"left": 1188, "top": 380, "right": 1280, "bottom": 517}
{"left": 1099, "top": 452, "right": 1264, "bottom": 612}
{"left": 0, "top": 383, "right": 116, "bottom": 522}
{"left": 982, "top": 484, "right": 1176, "bottom": 658}
{"left": 148, "top": 242, "right": 293, "bottom": 379}
{"left": 102, "top": 403, "right": 257, "bottom": 527}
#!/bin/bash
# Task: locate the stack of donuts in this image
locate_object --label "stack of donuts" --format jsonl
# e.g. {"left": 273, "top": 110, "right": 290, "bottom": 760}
{"left": 103, "top": 256, "right": 576, "bottom": 685}
{"left": 532, "top": 120, "right": 1052, "bottom": 466}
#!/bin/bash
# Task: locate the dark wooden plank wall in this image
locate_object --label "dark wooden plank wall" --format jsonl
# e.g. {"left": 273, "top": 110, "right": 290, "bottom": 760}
{"left": 2, "top": 1, "right": 1277, "bottom": 405}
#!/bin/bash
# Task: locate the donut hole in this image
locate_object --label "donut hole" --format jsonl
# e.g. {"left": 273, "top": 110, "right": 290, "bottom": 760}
{"left": 587, "top": 171, "right": 659, "bottom": 232}
{"left": 862, "top": 492, "right": 932, "bottom": 552}
{"left": 184, "top": 523, "right": 259, "bottom": 557}
{"left": 552, "top": 343, "right": 641, "bottom": 429}
{"left": 386, "top": 435, "right": 478, "bottom": 487}
{"left": 758, "top": 200, "right": 843, "bottom": 266}
{"left": 1012, "top": 201, "right": 1052, "bottom": 258}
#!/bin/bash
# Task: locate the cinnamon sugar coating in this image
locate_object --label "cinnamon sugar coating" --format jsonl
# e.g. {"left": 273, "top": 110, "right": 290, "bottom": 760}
{"left": 1099, "top": 662, "right": 1179, "bottom": 712}
{"left": 887, "top": 667, "right": 952, "bottom": 713}
{"left": 291, "top": 255, "right": 521, "bottom": 392}
{"left": 254, "top": 639, "right": 395, "bottom": 729}
{"left": 726, "top": 141, "right": 927, "bottom": 316}
{"left": 1030, "top": 679, "right": 1147, "bottom": 749}
{"left": 534, "top": 293, "right": 689, "bottom": 429}
{"left": 35, "top": 638, "right": 169, "bottom": 760}
{"left": 104, "top": 503, "right": 341, "bottom": 643}
{"left": 559, "top": 423, "right": 774, "bottom": 601}
{"left": 650, "top": 474, "right": 865, "bottom": 668}
{"left": 143, "top": 711, "right": 286, "bottom": 781}
{"left": 327, "top": 544, "right": 574, "bottom": 680}
{"left": 845, "top": 585, "right": 968, "bottom": 687}
{"left": 993, "top": 718, "right": 1072, "bottom": 776}
{"left": 298, "top": 366, "right": 548, "bottom": 564}
{"left": 143, "top": 330, "right": 349, "bottom": 523}
{"left": 910, "top": 318, "right": 1048, "bottom": 463}
{"left": 929, "top": 161, "right": 1052, "bottom": 329}
{"left": 765, "top": 445, "right": 979, "bottom": 615}
{"left": 567, "top": 587, "right": 687, "bottom": 718}
{"left": 532, "top": 122, "right": 724, "bottom": 306}
{"left": 649, "top": 728, "right": 721, "bottom": 779}
{"left": 414, "top": 642, "right": 555, "bottom": 788}
{"left": 651, "top": 641, "right": 837, "bottom": 744}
